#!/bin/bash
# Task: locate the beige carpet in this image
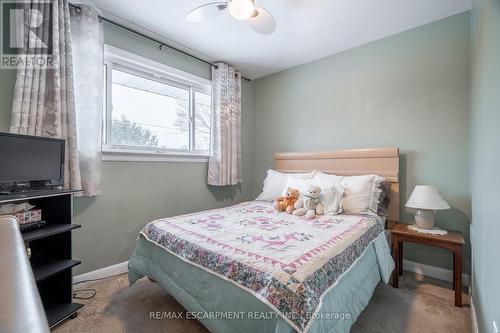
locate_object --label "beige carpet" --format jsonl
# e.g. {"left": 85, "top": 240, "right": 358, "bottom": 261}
{"left": 54, "top": 272, "right": 471, "bottom": 333}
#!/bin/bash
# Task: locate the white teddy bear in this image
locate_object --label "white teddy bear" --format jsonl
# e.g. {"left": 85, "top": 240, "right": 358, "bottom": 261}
{"left": 293, "top": 185, "right": 325, "bottom": 219}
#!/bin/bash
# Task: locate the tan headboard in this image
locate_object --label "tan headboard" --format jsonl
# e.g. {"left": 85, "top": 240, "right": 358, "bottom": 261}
{"left": 274, "top": 148, "right": 400, "bottom": 225}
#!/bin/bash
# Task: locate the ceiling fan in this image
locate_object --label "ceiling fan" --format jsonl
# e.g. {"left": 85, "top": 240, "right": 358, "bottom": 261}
{"left": 186, "top": 0, "right": 276, "bottom": 35}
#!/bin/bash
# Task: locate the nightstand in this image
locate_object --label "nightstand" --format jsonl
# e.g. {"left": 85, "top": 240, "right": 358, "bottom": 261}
{"left": 390, "top": 222, "right": 465, "bottom": 307}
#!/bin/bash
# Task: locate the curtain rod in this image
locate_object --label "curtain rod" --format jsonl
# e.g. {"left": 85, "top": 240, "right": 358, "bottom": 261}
{"left": 68, "top": 3, "right": 251, "bottom": 82}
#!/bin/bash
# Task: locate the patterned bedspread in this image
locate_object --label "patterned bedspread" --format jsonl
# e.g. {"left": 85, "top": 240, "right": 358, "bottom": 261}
{"left": 141, "top": 201, "right": 384, "bottom": 332}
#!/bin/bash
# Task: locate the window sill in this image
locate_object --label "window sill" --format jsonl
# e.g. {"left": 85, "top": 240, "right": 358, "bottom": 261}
{"left": 101, "top": 148, "right": 209, "bottom": 163}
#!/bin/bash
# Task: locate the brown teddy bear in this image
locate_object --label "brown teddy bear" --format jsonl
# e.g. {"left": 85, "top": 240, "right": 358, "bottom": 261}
{"left": 274, "top": 188, "right": 300, "bottom": 214}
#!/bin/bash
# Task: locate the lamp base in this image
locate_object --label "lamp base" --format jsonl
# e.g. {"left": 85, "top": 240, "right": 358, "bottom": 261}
{"left": 414, "top": 209, "right": 435, "bottom": 229}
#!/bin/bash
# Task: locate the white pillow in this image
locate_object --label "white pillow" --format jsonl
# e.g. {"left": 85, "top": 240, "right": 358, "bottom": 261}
{"left": 281, "top": 175, "right": 312, "bottom": 198}
{"left": 311, "top": 171, "right": 344, "bottom": 189}
{"left": 310, "top": 172, "right": 345, "bottom": 215}
{"left": 256, "top": 169, "right": 316, "bottom": 201}
{"left": 320, "top": 185, "right": 345, "bottom": 215}
{"left": 341, "top": 175, "right": 385, "bottom": 215}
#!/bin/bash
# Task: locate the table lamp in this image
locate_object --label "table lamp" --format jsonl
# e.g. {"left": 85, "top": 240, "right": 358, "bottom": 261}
{"left": 405, "top": 185, "right": 450, "bottom": 229}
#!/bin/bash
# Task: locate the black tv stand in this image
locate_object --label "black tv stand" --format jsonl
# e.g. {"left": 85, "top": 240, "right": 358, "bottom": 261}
{"left": 0, "top": 188, "right": 70, "bottom": 199}
{"left": 0, "top": 189, "right": 83, "bottom": 327}
{"left": 0, "top": 184, "right": 63, "bottom": 193}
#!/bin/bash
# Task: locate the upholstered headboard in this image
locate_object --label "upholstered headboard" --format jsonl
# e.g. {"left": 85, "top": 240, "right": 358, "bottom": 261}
{"left": 274, "top": 148, "right": 400, "bottom": 225}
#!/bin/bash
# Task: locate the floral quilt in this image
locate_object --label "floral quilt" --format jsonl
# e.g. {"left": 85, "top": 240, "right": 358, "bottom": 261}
{"left": 141, "top": 201, "right": 384, "bottom": 332}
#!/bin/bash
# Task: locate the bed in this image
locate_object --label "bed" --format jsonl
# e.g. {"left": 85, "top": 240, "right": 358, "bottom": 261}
{"left": 128, "top": 148, "right": 400, "bottom": 333}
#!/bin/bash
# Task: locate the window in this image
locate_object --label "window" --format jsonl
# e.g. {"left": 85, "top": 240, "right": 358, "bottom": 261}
{"left": 102, "top": 46, "right": 212, "bottom": 161}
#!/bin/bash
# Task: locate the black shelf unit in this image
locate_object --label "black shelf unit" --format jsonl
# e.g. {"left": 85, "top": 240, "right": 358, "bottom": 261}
{"left": 32, "top": 258, "right": 81, "bottom": 282}
{"left": 23, "top": 223, "right": 81, "bottom": 242}
{"left": 0, "top": 189, "right": 82, "bottom": 327}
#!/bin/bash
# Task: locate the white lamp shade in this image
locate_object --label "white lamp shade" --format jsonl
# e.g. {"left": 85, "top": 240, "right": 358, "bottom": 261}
{"left": 406, "top": 185, "right": 451, "bottom": 210}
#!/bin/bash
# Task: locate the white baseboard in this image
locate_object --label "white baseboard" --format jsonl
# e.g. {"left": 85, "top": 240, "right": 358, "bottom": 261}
{"left": 403, "top": 259, "right": 470, "bottom": 287}
{"left": 73, "top": 261, "right": 129, "bottom": 284}
{"left": 470, "top": 296, "right": 479, "bottom": 333}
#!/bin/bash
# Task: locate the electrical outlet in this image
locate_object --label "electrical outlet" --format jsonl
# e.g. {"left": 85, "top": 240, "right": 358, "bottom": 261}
{"left": 493, "top": 321, "right": 499, "bottom": 333}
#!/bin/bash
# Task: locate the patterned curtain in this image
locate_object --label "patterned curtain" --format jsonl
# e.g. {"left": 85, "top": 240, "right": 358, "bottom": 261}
{"left": 10, "top": 0, "right": 81, "bottom": 191}
{"left": 207, "top": 63, "right": 242, "bottom": 186}
{"left": 10, "top": 1, "right": 103, "bottom": 196}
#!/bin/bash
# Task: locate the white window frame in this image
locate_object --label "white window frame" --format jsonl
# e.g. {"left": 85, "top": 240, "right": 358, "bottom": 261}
{"left": 102, "top": 45, "right": 212, "bottom": 162}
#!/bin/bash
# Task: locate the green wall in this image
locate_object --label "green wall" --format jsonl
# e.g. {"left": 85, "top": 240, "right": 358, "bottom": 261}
{"left": 252, "top": 13, "right": 471, "bottom": 274}
{"left": 0, "top": 23, "right": 255, "bottom": 274}
{"left": 469, "top": 0, "right": 500, "bottom": 331}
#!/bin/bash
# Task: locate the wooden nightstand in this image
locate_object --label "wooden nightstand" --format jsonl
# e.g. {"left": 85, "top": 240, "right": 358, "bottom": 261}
{"left": 390, "top": 222, "right": 465, "bottom": 307}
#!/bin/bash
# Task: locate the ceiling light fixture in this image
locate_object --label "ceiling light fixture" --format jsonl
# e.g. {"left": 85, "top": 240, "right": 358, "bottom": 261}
{"left": 186, "top": 0, "right": 276, "bottom": 35}
{"left": 228, "top": 0, "right": 255, "bottom": 20}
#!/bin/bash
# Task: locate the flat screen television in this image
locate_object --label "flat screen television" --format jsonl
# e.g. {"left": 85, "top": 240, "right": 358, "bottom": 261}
{"left": 0, "top": 132, "right": 65, "bottom": 192}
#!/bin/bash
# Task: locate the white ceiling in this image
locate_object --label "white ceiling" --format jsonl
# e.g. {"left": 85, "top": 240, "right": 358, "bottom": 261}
{"left": 93, "top": 0, "right": 471, "bottom": 79}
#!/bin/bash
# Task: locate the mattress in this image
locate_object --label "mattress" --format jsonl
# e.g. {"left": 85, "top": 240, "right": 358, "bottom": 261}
{"left": 128, "top": 201, "right": 394, "bottom": 333}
